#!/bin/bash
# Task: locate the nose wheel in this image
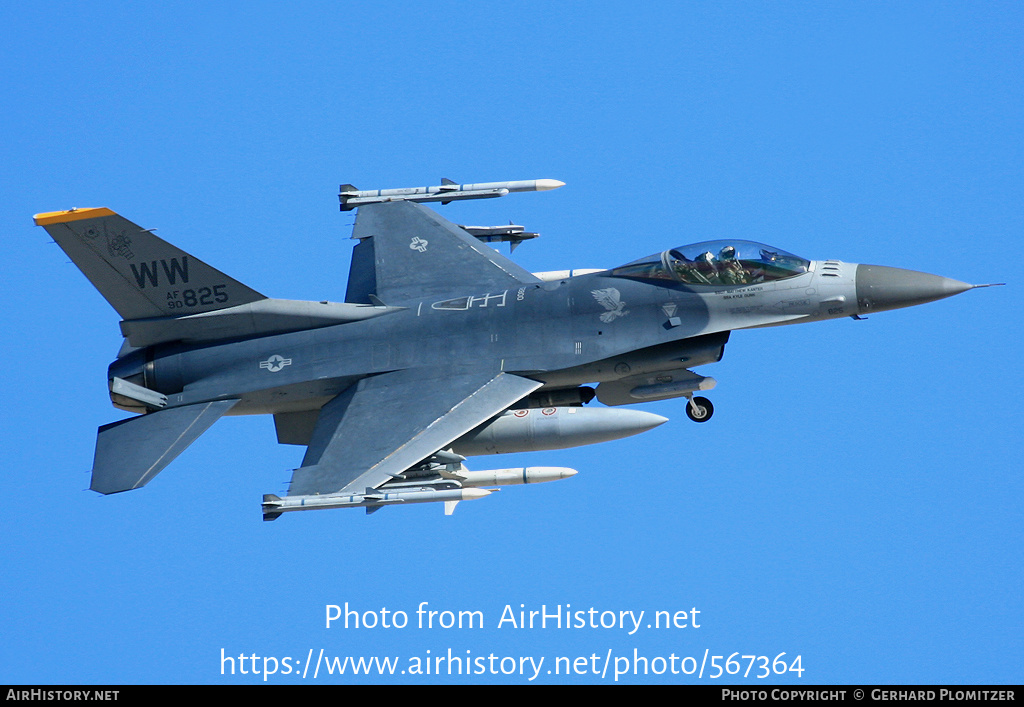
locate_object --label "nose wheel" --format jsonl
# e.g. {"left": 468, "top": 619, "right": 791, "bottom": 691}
{"left": 686, "top": 396, "right": 714, "bottom": 423}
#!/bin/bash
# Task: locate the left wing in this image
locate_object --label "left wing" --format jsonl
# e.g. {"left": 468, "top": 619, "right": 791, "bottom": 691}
{"left": 345, "top": 201, "right": 541, "bottom": 305}
{"left": 286, "top": 368, "right": 542, "bottom": 497}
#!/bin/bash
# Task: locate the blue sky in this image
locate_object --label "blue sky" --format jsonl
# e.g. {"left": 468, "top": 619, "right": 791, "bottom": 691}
{"left": 2, "top": 1, "right": 1020, "bottom": 685}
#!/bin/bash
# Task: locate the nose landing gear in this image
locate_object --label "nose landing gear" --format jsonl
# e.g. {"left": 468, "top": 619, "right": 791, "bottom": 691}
{"left": 685, "top": 396, "right": 714, "bottom": 423}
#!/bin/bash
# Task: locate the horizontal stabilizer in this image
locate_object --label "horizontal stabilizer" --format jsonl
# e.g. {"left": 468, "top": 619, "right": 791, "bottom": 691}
{"left": 91, "top": 400, "right": 238, "bottom": 494}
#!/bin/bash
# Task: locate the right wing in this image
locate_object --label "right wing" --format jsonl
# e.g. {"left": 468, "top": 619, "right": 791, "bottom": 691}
{"left": 287, "top": 367, "right": 542, "bottom": 497}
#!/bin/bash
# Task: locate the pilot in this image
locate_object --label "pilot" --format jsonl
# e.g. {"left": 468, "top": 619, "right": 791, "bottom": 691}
{"left": 695, "top": 251, "right": 721, "bottom": 284}
{"left": 718, "top": 245, "right": 748, "bottom": 285}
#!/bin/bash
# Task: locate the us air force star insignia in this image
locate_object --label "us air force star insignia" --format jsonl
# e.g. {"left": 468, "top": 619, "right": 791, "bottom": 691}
{"left": 591, "top": 288, "right": 629, "bottom": 323}
{"left": 410, "top": 236, "right": 428, "bottom": 252}
{"left": 259, "top": 354, "right": 292, "bottom": 372}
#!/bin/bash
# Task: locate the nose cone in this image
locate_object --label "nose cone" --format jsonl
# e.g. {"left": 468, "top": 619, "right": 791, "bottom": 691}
{"left": 855, "top": 265, "right": 973, "bottom": 314}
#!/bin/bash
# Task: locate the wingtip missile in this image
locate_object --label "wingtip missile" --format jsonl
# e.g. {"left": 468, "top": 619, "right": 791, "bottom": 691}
{"left": 339, "top": 179, "right": 564, "bottom": 210}
{"left": 533, "top": 179, "right": 565, "bottom": 191}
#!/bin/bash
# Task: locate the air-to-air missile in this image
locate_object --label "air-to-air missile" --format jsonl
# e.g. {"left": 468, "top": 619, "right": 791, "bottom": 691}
{"left": 262, "top": 466, "right": 577, "bottom": 519}
{"left": 261, "top": 486, "right": 495, "bottom": 519}
{"left": 339, "top": 178, "right": 564, "bottom": 210}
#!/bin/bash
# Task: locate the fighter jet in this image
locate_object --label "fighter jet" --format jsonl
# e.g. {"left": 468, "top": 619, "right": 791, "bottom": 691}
{"left": 34, "top": 179, "right": 998, "bottom": 519}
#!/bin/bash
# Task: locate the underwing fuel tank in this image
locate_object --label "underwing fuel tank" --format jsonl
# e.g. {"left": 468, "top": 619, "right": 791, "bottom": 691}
{"left": 451, "top": 406, "right": 668, "bottom": 456}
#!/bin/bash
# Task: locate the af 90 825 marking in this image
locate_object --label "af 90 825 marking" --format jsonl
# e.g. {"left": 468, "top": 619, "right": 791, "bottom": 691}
{"left": 166, "top": 284, "right": 230, "bottom": 308}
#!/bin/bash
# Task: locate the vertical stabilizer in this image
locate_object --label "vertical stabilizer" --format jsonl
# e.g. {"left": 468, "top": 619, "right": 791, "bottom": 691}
{"left": 35, "top": 208, "right": 265, "bottom": 320}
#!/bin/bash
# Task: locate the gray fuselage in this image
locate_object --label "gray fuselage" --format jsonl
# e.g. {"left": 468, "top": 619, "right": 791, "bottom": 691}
{"left": 119, "top": 258, "right": 863, "bottom": 417}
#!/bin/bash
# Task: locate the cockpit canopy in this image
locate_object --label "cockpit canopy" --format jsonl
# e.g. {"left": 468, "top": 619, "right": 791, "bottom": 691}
{"left": 610, "top": 240, "right": 810, "bottom": 287}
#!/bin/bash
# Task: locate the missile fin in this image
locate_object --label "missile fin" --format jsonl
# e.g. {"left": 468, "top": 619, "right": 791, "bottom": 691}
{"left": 432, "top": 450, "right": 466, "bottom": 464}
{"left": 262, "top": 493, "right": 284, "bottom": 521}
